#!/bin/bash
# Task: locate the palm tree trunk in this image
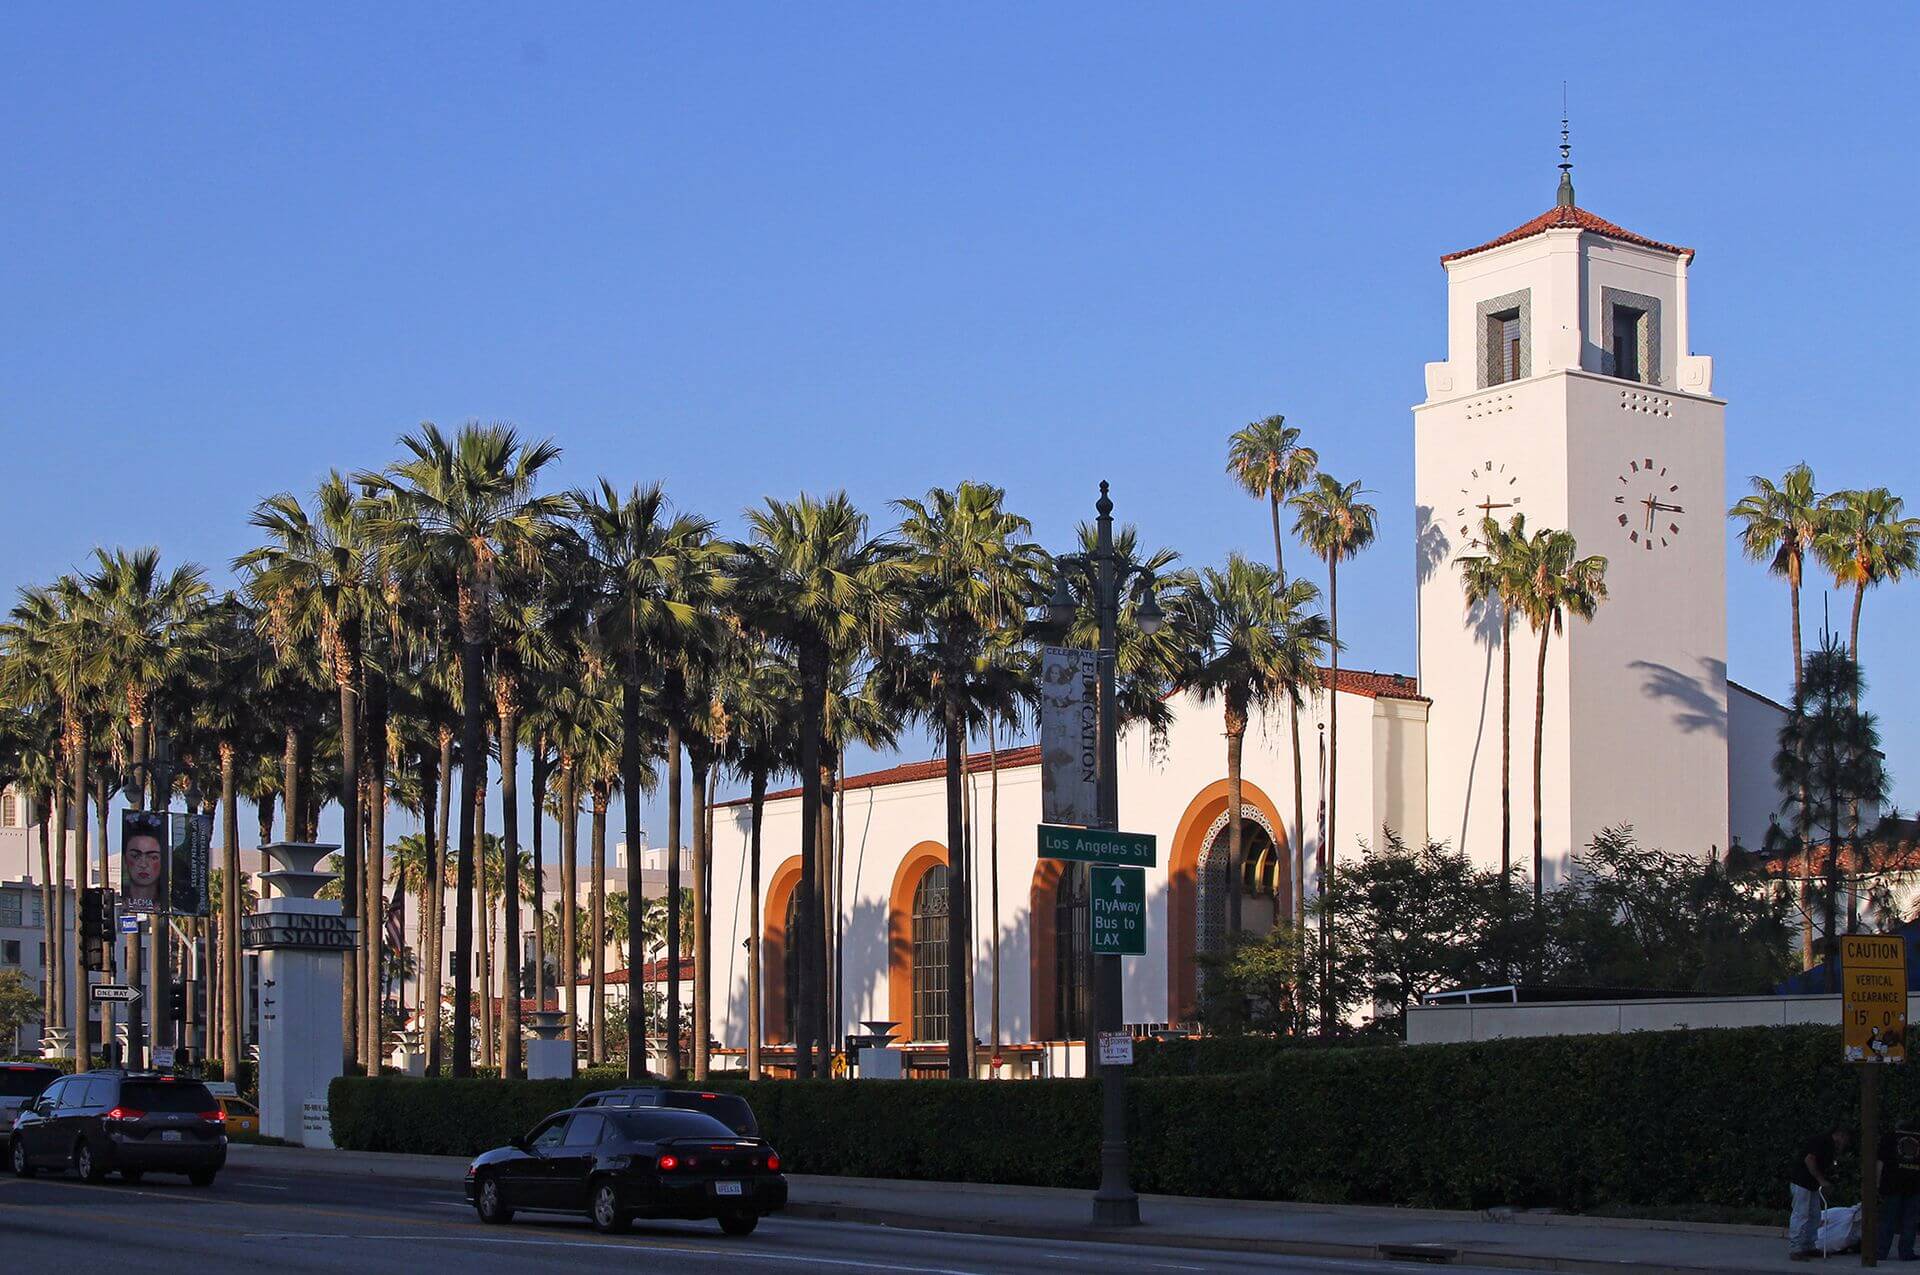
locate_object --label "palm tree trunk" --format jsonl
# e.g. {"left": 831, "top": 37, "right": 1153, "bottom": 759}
{"left": 590, "top": 782, "right": 607, "bottom": 1065}
{"left": 498, "top": 696, "right": 522, "bottom": 1080}
{"left": 1226, "top": 707, "right": 1246, "bottom": 936}
{"left": 37, "top": 794, "right": 56, "bottom": 1036}
{"left": 691, "top": 749, "right": 711, "bottom": 1080}
{"left": 337, "top": 672, "right": 360, "bottom": 1072}
{"left": 71, "top": 727, "right": 92, "bottom": 1071}
{"left": 220, "top": 743, "right": 242, "bottom": 1079}
{"left": 282, "top": 724, "right": 301, "bottom": 844}
{"left": 1501, "top": 604, "right": 1513, "bottom": 887}
{"left": 620, "top": 679, "right": 648, "bottom": 1079}
{"left": 1790, "top": 573, "right": 1813, "bottom": 968}
{"left": 476, "top": 784, "right": 494, "bottom": 1070}
{"left": 831, "top": 755, "right": 845, "bottom": 1058}
{"left": 794, "top": 647, "right": 826, "bottom": 1080}
{"left": 663, "top": 726, "right": 683, "bottom": 1079}
{"left": 1320, "top": 557, "right": 1338, "bottom": 1034}
{"left": 558, "top": 763, "right": 578, "bottom": 1055}
{"left": 747, "top": 769, "right": 766, "bottom": 1081}
{"left": 92, "top": 772, "right": 115, "bottom": 1058}
{"left": 452, "top": 623, "right": 485, "bottom": 1077}
{"left": 988, "top": 724, "right": 1002, "bottom": 1072}
{"left": 429, "top": 728, "right": 451, "bottom": 1071}
{"left": 942, "top": 680, "right": 972, "bottom": 1080}
{"left": 364, "top": 676, "right": 389, "bottom": 1072}
{"left": 51, "top": 766, "right": 67, "bottom": 1036}
{"left": 255, "top": 788, "right": 274, "bottom": 855}
{"left": 531, "top": 736, "right": 550, "bottom": 1015}
{"left": 1533, "top": 623, "right": 1549, "bottom": 904}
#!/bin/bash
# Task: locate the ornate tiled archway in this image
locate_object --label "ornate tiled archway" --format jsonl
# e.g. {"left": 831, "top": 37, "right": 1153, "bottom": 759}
{"left": 762, "top": 856, "right": 803, "bottom": 1044}
{"left": 1166, "top": 779, "right": 1289, "bottom": 1026}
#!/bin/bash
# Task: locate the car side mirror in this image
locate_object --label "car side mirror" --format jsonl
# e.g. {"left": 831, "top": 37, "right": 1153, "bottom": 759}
{"left": 510, "top": 1134, "right": 529, "bottom": 1152}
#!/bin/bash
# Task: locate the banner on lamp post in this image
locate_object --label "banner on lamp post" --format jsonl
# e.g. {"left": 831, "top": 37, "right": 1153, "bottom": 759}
{"left": 1040, "top": 646, "right": 1099, "bottom": 828}
{"left": 167, "top": 812, "right": 212, "bottom": 917}
{"left": 119, "top": 809, "right": 169, "bottom": 915}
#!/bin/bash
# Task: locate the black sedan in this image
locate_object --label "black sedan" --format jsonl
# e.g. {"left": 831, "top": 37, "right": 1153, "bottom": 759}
{"left": 464, "top": 1105, "right": 787, "bottom": 1236}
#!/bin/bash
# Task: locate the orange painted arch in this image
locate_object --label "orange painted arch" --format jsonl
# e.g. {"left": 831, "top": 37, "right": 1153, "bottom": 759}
{"left": 885, "top": 841, "right": 950, "bottom": 1039}
{"left": 762, "top": 856, "right": 803, "bottom": 1044}
{"left": 1166, "top": 778, "right": 1290, "bottom": 1027}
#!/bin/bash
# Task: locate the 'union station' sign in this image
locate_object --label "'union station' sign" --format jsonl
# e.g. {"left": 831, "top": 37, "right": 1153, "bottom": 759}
{"left": 241, "top": 912, "right": 359, "bottom": 952}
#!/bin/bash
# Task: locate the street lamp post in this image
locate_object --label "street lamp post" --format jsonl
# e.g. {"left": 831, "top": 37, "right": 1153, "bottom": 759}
{"left": 1050, "top": 481, "right": 1163, "bottom": 1229}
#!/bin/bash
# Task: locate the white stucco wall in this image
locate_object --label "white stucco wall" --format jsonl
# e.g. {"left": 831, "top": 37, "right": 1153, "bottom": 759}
{"left": 704, "top": 681, "right": 1424, "bottom": 1053}
{"left": 1728, "top": 681, "right": 1790, "bottom": 852}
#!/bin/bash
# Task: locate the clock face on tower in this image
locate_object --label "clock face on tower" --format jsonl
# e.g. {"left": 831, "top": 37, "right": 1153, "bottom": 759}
{"left": 1613, "top": 456, "right": 1686, "bottom": 551}
{"left": 1454, "top": 459, "right": 1525, "bottom": 554}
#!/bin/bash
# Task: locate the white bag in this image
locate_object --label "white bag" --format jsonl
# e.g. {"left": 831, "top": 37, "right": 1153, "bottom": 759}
{"left": 1819, "top": 1203, "right": 1862, "bottom": 1255}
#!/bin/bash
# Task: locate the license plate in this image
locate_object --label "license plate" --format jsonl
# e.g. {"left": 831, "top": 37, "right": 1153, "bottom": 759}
{"left": 161, "top": 1131, "right": 182, "bottom": 1142}
{"left": 714, "top": 1181, "right": 742, "bottom": 1197}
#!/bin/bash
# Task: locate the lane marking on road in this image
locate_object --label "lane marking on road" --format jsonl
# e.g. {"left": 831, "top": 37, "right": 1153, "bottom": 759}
{"left": 242, "top": 1232, "right": 988, "bottom": 1273}
{"left": 229, "top": 1183, "right": 292, "bottom": 1191}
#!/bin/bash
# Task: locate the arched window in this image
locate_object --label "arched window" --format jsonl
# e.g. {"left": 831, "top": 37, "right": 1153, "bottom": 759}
{"left": 910, "top": 865, "right": 949, "bottom": 1041}
{"left": 1198, "top": 818, "right": 1280, "bottom": 960}
{"left": 1196, "top": 835, "right": 1228, "bottom": 961}
{"left": 783, "top": 890, "right": 802, "bottom": 1041}
{"left": 1054, "top": 867, "right": 1089, "bottom": 1040}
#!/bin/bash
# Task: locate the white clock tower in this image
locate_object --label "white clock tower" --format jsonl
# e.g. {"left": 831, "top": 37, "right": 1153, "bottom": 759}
{"left": 1414, "top": 159, "right": 1729, "bottom": 876}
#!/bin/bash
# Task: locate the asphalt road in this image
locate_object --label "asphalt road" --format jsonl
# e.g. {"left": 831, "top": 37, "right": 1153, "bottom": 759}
{"left": 0, "top": 1162, "right": 1517, "bottom": 1274}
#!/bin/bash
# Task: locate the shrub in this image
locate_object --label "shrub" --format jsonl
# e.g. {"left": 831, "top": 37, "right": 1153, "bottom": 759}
{"left": 331, "top": 1024, "right": 1882, "bottom": 1211}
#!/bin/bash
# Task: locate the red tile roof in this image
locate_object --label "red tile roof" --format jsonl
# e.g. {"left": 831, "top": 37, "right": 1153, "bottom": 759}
{"left": 715, "top": 667, "right": 1420, "bottom": 808}
{"left": 573, "top": 957, "right": 693, "bottom": 987}
{"left": 1441, "top": 204, "right": 1694, "bottom": 264}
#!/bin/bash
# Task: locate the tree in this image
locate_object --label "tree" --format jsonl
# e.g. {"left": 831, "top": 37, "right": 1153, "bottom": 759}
{"left": 1181, "top": 556, "right": 1327, "bottom": 937}
{"left": 237, "top": 474, "right": 380, "bottom": 1065}
{"left": 0, "top": 969, "right": 38, "bottom": 1052}
{"left": 362, "top": 422, "right": 564, "bottom": 1076}
{"left": 1226, "top": 417, "right": 1320, "bottom": 923}
{"left": 1817, "top": 487, "right": 1918, "bottom": 669}
{"left": 720, "top": 642, "right": 796, "bottom": 1080}
{"left": 1730, "top": 463, "right": 1826, "bottom": 702}
{"left": 1456, "top": 513, "right": 1526, "bottom": 885}
{"left": 1505, "top": 522, "right": 1608, "bottom": 899}
{"left": 1775, "top": 637, "right": 1888, "bottom": 988}
{"left": 570, "top": 480, "right": 721, "bottom": 1079}
{"left": 733, "top": 493, "right": 899, "bottom": 1078}
{"left": 892, "top": 483, "right": 1044, "bottom": 1079}
{"left": 1290, "top": 472, "right": 1376, "bottom": 1030}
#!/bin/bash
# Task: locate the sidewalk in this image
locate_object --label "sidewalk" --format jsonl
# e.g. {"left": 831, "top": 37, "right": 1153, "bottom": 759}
{"left": 227, "top": 1143, "right": 1820, "bottom": 1273}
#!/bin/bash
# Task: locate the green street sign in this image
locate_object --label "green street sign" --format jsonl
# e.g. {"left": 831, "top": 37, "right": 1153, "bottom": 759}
{"left": 1091, "top": 866, "right": 1147, "bottom": 956}
{"left": 1038, "top": 824, "right": 1157, "bottom": 867}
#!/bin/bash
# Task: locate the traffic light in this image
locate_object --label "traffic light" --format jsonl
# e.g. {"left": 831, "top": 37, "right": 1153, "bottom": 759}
{"left": 79, "top": 888, "right": 112, "bottom": 972}
{"left": 168, "top": 983, "right": 187, "bottom": 1027}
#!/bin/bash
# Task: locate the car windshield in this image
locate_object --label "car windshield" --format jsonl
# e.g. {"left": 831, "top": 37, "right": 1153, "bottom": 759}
{"left": 607, "top": 1109, "right": 738, "bottom": 1141}
{"left": 0, "top": 1069, "right": 56, "bottom": 1099}
{"left": 121, "top": 1081, "right": 216, "bottom": 1113}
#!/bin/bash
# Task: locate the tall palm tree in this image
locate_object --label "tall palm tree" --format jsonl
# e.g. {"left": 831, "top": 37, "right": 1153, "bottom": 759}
{"left": 1456, "top": 514, "right": 1527, "bottom": 885}
{"left": 720, "top": 644, "right": 797, "bottom": 1080}
{"left": 733, "top": 493, "right": 899, "bottom": 1078}
{"left": 545, "top": 669, "right": 614, "bottom": 1057}
{"left": 1729, "top": 463, "right": 1825, "bottom": 704}
{"left": 237, "top": 474, "right": 380, "bottom": 1065}
{"left": 1290, "top": 473, "right": 1376, "bottom": 878}
{"left": 1817, "top": 487, "right": 1919, "bottom": 668}
{"left": 362, "top": 422, "right": 565, "bottom": 1075}
{"left": 891, "top": 483, "right": 1042, "bottom": 1079}
{"left": 1729, "top": 463, "right": 1825, "bottom": 961}
{"left": 571, "top": 480, "right": 720, "bottom": 1079}
{"left": 186, "top": 594, "right": 267, "bottom": 1075}
{"left": 3, "top": 576, "right": 107, "bottom": 1067}
{"left": 1226, "top": 418, "right": 1320, "bottom": 913}
{"left": 1509, "top": 524, "right": 1608, "bottom": 899}
{"left": 1181, "top": 557, "right": 1328, "bottom": 935}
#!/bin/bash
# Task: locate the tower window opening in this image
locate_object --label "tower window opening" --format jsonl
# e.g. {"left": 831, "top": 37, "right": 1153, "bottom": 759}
{"left": 1486, "top": 309, "right": 1523, "bottom": 385}
{"left": 1612, "top": 304, "right": 1648, "bottom": 383}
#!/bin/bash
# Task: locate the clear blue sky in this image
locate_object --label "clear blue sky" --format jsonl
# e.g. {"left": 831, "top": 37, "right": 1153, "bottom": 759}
{"left": 3, "top": 5, "right": 1917, "bottom": 842}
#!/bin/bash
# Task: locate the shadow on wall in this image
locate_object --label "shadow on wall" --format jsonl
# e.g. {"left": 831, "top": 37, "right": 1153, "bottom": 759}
{"left": 1414, "top": 505, "right": 1449, "bottom": 588}
{"left": 1631, "top": 657, "right": 1728, "bottom": 737}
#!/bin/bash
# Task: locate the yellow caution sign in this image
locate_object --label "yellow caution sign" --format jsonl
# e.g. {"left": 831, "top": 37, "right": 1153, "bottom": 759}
{"left": 1843, "top": 934, "right": 1908, "bottom": 1064}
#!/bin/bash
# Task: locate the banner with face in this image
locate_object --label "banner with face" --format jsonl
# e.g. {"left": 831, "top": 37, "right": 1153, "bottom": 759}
{"left": 120, "top": 809, "right": 169, "bottom": 914}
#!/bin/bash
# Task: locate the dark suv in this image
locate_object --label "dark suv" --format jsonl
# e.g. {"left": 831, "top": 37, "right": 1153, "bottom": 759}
{"left": 10, "top": 1070, "right": 226, "bottom": 1186}
{"left": 576, "top": 1087, "right": 759, "bottom": 1137}
{"left": 1, "top": 1063, "right": 60, "bottom": 1164}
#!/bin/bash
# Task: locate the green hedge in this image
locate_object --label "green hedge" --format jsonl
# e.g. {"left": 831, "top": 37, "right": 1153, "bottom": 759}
{"left": 331, "top": 1024, "right": 1885, "bottom": 1211}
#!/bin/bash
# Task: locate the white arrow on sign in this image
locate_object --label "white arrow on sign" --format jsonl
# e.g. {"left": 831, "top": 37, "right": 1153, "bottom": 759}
{"left": 1111, "top": 878, "right": 1126, "bottom": 895}
{"left": 90, "top": 984, "right": 141, "bottom": 1003}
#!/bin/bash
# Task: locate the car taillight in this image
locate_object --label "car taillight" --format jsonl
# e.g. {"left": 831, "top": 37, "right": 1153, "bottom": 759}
{"left": 199, "top": 1110, "right": 225, "bottom": 1124}
{"left": 658, "top": 1154, "right": 678, "bottom": 1171}
{"left": 766, "top": 1153, "right": 781, "bottom": 1173}
{"left": 103, "top": 1107, "right": 145, "bottom": 1123}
